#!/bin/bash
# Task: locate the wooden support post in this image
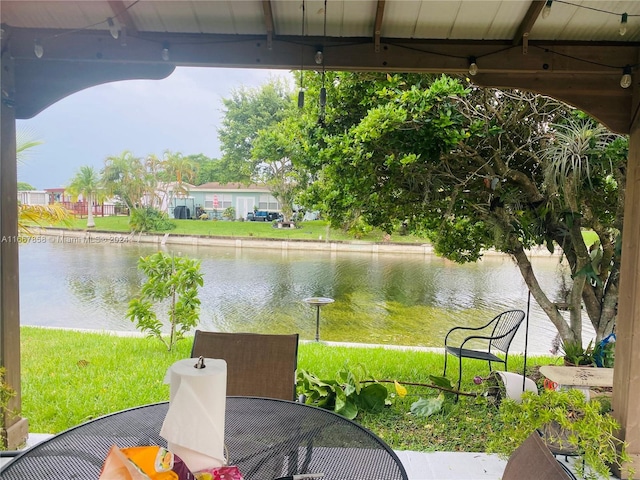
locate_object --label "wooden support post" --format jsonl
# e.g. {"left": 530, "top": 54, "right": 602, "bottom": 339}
{"left": 612, "top": 108, "right": 640, "bottom": 478}
{"left": 0, "top": 52, "right": 28, "bottom": 449}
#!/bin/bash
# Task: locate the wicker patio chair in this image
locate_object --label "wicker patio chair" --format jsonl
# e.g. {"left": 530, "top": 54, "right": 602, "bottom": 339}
{"left": 502, "top": 432, "right": 577, "bottom": 480}
{"left": 191, "top": 330, "right": 299, "bottom": 401}
{"left": 443, "top": 309, "right": 525, "bottom": 399}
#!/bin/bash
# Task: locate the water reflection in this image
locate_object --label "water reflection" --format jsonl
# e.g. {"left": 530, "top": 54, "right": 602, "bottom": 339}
{"left": 19, "top": 241, "right": 593, "bottom": 353}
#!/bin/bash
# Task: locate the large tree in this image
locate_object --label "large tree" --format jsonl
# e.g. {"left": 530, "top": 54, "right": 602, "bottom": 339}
{"left": 252, "top": 115, "right": 309, "bottom": 221}
{"left": 102, "top": 150, "right": 198, "bottom": 211}
{"left": 218, "top": 79, "right": 293, "bottom": 184}
{"left": 151, "top": 150, "right": 198, "bottom": 209}
{"left": 301, "top": 72, "right": 625, "bottom": 346}
{"left": 188, "top": 154, "right": 224, "bottom": 185}
{"left": 102, "top": 150, "right": 149, "bottom": 211}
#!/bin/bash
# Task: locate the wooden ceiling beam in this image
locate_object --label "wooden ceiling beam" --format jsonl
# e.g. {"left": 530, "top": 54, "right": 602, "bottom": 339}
{"left": 512, "top": 0, "right": 545, "bottom": 48}
{"left": 6, "top": 26, "right": 639, "bottom": 132}
{"left": 473, "top": 73, "right": 632, "bottom": 133}
{"left": 262, "top": 0, "right": 275, "bottom": 51}
{"left": 8, "top": 27, "right": 637, "bottom": 75}
{"left": 374, "top": 0, "right": 386, "bottom": 53}
{"left": 107, "top": 0, "right": 139, "bottom": 37}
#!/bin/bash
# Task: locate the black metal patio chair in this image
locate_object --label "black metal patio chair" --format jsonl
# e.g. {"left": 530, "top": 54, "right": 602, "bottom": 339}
{"left": 443, "top": 309, "right": 525, "bottom": 399}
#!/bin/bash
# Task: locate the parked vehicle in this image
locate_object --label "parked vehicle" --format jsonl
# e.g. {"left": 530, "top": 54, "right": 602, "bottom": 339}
{"left": 248, "top": 211, "right": 280, "bottom": 222}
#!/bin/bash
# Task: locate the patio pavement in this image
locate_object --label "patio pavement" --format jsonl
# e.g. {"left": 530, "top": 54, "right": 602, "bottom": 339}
{"left": 1, "top": 434, "right": 592, "bottom": 479}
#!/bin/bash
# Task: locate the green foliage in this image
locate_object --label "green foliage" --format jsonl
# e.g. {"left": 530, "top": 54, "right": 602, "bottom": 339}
{"left": 21, "top": 328, "right": 554, "bottom": 451}
{"left": 345, "top": 216, "right": 373, "bottom": 239}
{"left": 102, "top": 151, "right": 150, "bottom": 211}
{"left": 52, "top": 217, "right": 429, "bottom": 244}
{"left": 290, "top": 72, "right": 625, "bottom": 345}
{"left": 0, "top": 367, "right": 17, "bottom": 449}
{"left": 66, "top": 165, "right": 104, "bottom": 228}
{"left": 127, "top": 252, "right": 203, "bottom": 351}
{"left": 222, "top": 206, "right": 236, "bottom": 220}
{"left": 486, "top": 389, "right": 632, "bottom": 480}
{"left": 218, "top": 79, "right": 293, "bottom": 183}
{"left": 560, "top": 339, "right": 594, "bottom": 366}
{"left": 410, "top": 375, "right": 456, "bottom": 418}
{"left": 297, "top": 364, "right": 388, "bottom": 419}
{"left": 189, "top": 154, "right": 224, "bottom": 185}
{"left": 129, "top": 207, "right": 176, "bottom": 233}
{"left": 17, "top": 181, "right": 36, "bottom": 191}
{"left": 410, "top": 394, "right": 445, "bottom": 417}
{"left": 591, "top": 338, "right": 615, "bottom": 368}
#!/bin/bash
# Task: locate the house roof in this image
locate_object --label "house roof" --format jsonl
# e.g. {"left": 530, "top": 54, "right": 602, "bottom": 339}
{"left": 193, "top": 182, "right": 270, "bottom": 192}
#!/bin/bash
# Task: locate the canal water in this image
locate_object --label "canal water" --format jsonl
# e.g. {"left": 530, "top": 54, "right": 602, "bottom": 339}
{"left": 19, "top": 241, "right": 593, "bottom": 354}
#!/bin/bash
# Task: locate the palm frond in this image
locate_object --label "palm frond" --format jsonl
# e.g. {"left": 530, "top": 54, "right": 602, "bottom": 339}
{"left": 18, "top": 204, "right": 73, "bottom": 235}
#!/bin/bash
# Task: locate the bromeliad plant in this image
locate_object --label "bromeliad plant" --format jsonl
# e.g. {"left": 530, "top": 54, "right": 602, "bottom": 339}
{"left": 560, "top": 339, "right": 595, "bottom": 366}
{"left": 297, "top": 364, "right": 388, "bottom": 419}
{"left": 127, "top": 252, "right": 203, "bottom": 351}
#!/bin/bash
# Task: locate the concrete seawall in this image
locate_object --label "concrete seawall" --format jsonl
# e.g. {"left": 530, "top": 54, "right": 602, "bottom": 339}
{"left": 36, "top": 227, "right": 559, "bottom": 257}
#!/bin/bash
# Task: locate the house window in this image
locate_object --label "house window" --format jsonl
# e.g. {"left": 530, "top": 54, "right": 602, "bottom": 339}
{"left": 204, "top": 194, "right": 232, "bottom": 209}
{"left": 258, "top": 195, "right": 279, "bottom": 210}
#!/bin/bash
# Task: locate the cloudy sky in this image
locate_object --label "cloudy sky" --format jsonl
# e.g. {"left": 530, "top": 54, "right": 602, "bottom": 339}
{"left": 17, "top": 67, "right": 293, "bottom": 190}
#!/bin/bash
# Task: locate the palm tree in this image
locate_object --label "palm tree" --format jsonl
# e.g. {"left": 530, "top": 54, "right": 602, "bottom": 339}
{"left": 161, "top": 150, "right": 198, "bottom": 208}
{"left": 17, "top": 132, "right": 72, "bottom": 234}
{"left": 67, "top": 166, "right": 103, "bottom": 228}
{"left": 102, "top": 150, "right": 148, "bottom": 211}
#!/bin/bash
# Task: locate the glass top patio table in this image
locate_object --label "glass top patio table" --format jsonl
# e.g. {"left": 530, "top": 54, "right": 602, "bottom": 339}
{"left": 0, "top": 396, "right": 408, "bottom": 480}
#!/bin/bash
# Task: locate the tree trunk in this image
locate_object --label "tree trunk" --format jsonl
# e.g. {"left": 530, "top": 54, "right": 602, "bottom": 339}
{"left": 86, "top": 193, "right": 95, "bottom": 228}
{"left": 511, "top": 244, "right": 580, "bottom": 344}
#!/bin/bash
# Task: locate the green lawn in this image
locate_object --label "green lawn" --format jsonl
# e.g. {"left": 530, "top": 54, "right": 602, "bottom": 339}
{"left": 53, "top": 216, "right": 429, "bottom": 244}
{"left": 20, "top": 326, "right": 558, "bottom": 452}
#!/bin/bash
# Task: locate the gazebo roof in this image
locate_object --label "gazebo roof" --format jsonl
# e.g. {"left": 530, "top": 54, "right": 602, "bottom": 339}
{"left": 1, "top": 1, "right": 639, "bottom": 131}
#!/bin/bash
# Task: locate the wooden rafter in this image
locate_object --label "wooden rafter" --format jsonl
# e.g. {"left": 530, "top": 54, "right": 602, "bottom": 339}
{"left": 107, "top": 0, "right": 139, "bottom": 37}
{"left": 262, "top": 0, "right": 275, "bottom": 51}
{"left": 374, "top": 0, "right": 385, "bottom": 53}
{"left": 512, "top": 0, "right": 545, "bottom": 50}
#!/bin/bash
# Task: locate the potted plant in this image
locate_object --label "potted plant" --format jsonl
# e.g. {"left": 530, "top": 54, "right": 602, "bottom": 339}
{"left": 486, "top": 389, "right": 632, "bottom": 480}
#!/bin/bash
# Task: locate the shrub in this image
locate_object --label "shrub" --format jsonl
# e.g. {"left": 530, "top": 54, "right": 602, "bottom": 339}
{"left": 223, "top": 206, "right": 236, "bottom": 220}
{"left": 129, "top": 207, "right": 176, "bottom": 233}
{"left": 127, "top": 252, "right": 203, "bottom": 351}
{"left": 486, "top": 389, "right": 632, "bottom": 480}
{"left": 0, "top": 367, "right": 16, "bottom": 450}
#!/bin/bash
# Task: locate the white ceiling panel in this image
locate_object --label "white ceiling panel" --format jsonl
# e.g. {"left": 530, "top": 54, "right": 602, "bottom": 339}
{"left": 449, "top": 1, "right": 501, "bottom": 39}
{"left": 413, "top": 1, "right": 463, "bottom": 39}
{"left": 485, "top": 1, "right": 532, "bottom": 40}
{"left": 383, "top": 1, "right": 423, "bottom": 38}
{"left": 271, "top": 1, "right": 304, "bottom": 37}
{"left": 336, "top": 1, "right": 374, "bottom": 38}
{"left": 226, "top": 1, "right": 265, "bottom": 35}
{"left": 2, "top": 0, "right": 640, "bottom": 42}
{"left": 530, "top": 0, "right": 640, "bottom": 41}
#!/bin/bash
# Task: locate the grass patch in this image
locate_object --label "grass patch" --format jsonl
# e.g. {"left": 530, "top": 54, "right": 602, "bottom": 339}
{"left": 51, "top": 217, "right": 429, "bottom": 244}
{"left": 21, "top": 327, "right": 556, "bottom": 452}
